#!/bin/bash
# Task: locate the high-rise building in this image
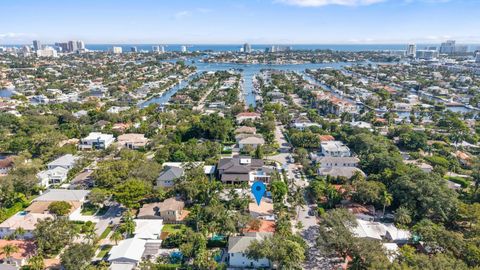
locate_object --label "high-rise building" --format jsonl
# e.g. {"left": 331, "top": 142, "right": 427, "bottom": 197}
{"left": 416, "top": 50, "right": 439, "bottom": 60}
{"left": 131, "top": 46, "right": 138, "bottom": 53}
{"left": 56, "top": 42, "right": 69, "bottom": 52}
{"left": 454, "top": 45, "right": 468, "bottom": 54}
{"left": 152, "top": 46, "right": 160, "bottom": 53}
{"left": 36, "top": 47, "right": 58, "bottom": 58}
{"left": 160, "top": 46, "right": 165, "bottom": 53}
{"left": 406, "top": 44, "right": 416, "bottom": 57}
{"left": 180, "top": 45, "right": 187, "bottom": 52}
{"left": 112, "top": 46, "right": 123, "bottom": 54}
{"left": 243, "top": 43, "right": 252, "bottom": 53}
{"left": 68, "top": 40, "right": 78, "bottom": 53}
{"left": 476, "top": 52, "right": 480, "bottom": 63}
{"left": 33, "top": 40, "right": 42, "bottom": 51}
{"left": 76, "top": 40, "right": 85, "bottom": 51}
{"left": 440, "top": 40, "right": 456, "bottom": 54}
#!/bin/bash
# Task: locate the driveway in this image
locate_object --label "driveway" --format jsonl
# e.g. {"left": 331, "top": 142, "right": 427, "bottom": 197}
{"left": 94, "top": 202, "right": 123, "bottom": 236}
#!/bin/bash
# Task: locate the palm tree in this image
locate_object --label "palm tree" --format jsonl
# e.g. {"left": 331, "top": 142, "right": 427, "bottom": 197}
{"left": 85, "top": 228, "right": 97, "bottom": 244}
{"left": 110, "top": 231, "right": 123, "bottom": 245}
{"left": 1, "top": 244, "right": 19, "bottom": 264}
{"left": 380, "top": 191, "right": 393, "bottom": 217}
{"left": 121, "top": 211, "right": 135, "bottom": 237}
{"left": 14, "top": 227, "right": 26, "bottom": 240}
{"left": 27, "top": 254, "right": 45, "bottom": 270}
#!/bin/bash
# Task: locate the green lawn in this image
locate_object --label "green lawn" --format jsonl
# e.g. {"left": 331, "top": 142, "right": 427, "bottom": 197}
{"left": 162, "top": 224, "right": 186, "bottom": 233}
{"left": 99, "top": 226, "right": 112, "bottom": 240}
{"left": 97, "top": 245, "right": 112, "bottom": 259}
{"left": 81, "top": 202, "right": 99, "bottom": 215}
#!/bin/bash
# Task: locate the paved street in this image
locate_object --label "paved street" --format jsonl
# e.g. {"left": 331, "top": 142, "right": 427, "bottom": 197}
{"left": 269, "top": 121, "right": 334, "bottom": 269}
{"left": 94, "top": 202, "right": 123, "bottom": 236}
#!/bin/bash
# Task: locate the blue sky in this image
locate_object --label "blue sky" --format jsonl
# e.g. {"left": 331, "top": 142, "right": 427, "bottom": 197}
{"left": 1, "top": 0, "right": 479, "bottom": 44}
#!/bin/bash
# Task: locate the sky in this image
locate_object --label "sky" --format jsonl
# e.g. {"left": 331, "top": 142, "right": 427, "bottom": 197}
{"left": 1, "top": 0, "right": 479, "bottom": 45}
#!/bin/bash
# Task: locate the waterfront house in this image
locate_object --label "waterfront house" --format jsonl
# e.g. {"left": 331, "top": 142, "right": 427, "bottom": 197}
{"left": 236, "top": 112, "right": 261, "bottom": 123}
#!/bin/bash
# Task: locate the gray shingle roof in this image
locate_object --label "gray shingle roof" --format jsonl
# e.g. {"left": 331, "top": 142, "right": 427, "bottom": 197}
{"left": 34, "top": 189, "right": 90, "bottom": 202}
{"left": 158, "top": 166, "right": 184, "bottom": 181}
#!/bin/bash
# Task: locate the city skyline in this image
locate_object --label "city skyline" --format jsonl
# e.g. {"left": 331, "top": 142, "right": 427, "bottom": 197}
{"left": 1, "top": 0, "right": 480, "bottom": 45}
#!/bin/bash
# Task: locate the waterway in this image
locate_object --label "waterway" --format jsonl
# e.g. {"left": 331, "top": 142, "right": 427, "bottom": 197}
{"left": 140, "top": 59, "right": 351, "bottom": 107}
{"left": 0, "top": 88, "right": 13, "bottom": 98}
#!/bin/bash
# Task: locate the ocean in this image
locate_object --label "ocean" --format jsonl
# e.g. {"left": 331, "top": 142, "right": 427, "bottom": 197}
{"left": 5, "top": 43, "right": 478, "bottom": 52}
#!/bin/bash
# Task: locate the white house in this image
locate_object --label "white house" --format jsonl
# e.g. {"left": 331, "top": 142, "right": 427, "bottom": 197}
{"left": 228, "top": 232, "right": 272, "bottom": 268}
{"left": 133, "top": 219, "right": 163, "bottom": 240}
{"left": 108, "top": 238, "right": 146, "bottom": 269}
{"left": 315, "top": 156, "right": 359, "bottom": 168}
{"left": 36, "top": 166, "right": 69, "bottom": 187}
{"left": 320, "top": 141, "right": 351, "bottom": 157}
{"left": 47, "top": 154, "right": 79, "bottom": 170}
{"left": 79, "top": 132, "right": 115, "bottom": 150}
{"left": 236, "top": 112, "right": 261, "bottom": 123}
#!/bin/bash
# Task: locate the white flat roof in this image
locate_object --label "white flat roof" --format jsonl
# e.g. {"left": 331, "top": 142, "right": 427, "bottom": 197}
{"left": 108, "top": 238, "right": 146, "bottom": 262}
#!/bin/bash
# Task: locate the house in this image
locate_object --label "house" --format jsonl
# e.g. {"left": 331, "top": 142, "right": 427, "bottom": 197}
{"left": 107, "top": 106, "right": 130, "bottom": 114}
{"left": 0, "top": 240, "right": 35, "bottom": 268}
{"left": 351, "top": 219, "right": 411, "bottom": 243}
{"left": 36, "top": 167, "right": 69, "bottom": 187}
{"left": 112, "top": 123, "right": 131, "bottom": 133}
{"left": 248, "top": 201, "right": 274, "bottom": 220}
{"left": 291, "top": 116, "right": 321, "bottom": 131}
{"left": 217, "top": 156, "right": 271, "bottom": 184}
{"left": 243, "top": 220, "right": 276, "bottom": 233}
{"left": 79, "top": 132, "right": 115, "bottom": 150}
{"left": 0, "top": 213, "right": 54, "bottom": 239}
{"left": 34, "top": 189, "right": 90, "bottom": 202}
{"left": 0, "top": 157, "right": 14, "bottom": 176}
{"left": 137, "top": 198, "right": 189, "bottom": 223}
{"left": 319, "top": 135, "right": 335, "bottom": 142}
{"left": 315, "top": 156, "right": 359, "bottom": 168}
{"left": 320, "top": 141, "right": 351, "bottom": 157}
{"left": 156, "top": 166, "right": 184, "bottom": 188}
{"left": 350, "top": 121, "right": 373, "bottom": 131}
{"left": 133, "top": 219, "right": 163, "bottom": 240}
{"left": 234, "top": 126, "right": 256, "bottom": 135}
{"left": 23, "top": 200, "right": 83, "bottom": 221}
{"left": 228, "top": 232, "right": 272, "bottom": 268}
{"left": 108, "top": 238, "right": 146, "bottom": 270}
{"left": 404, "top": 160, "right": 433, "bottom": 173}
{"left": 31, "top": 189, "right": 90, "bottom": 221}
{"left": 238, "top": 136, "right": 265, "bottom": 150}
{"left": 292, "top": 122, "right": 321, "bottom": 131}
{"left": 46, "top": 154, "right": 79, "bottom": 170}
{"left": 236, "top": 112, "right": 261, "bottom": 123}
{"left": 156, "top": 162, "right": 216, "bottom": 187}
{"left": 318, "top": 167, "right": 365, "bottom": 179}
{"left": 117, "top": 133, "right": 149, "bottom": 150}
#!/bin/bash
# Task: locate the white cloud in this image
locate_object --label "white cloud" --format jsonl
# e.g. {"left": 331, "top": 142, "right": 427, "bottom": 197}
{"left": 173, "top": 8, "right": 212, "bottom": 20}
{"left": 174, "top": 10, "right": 192, "bottom": 19}
{"left": 0, "top": 32, "right": 31, "bottom": 39}
{"left": 276, "top": 0, "right": 386, "bottom": 7}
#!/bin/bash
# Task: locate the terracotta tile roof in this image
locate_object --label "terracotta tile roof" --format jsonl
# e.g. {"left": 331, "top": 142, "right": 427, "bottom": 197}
{"left": 243, "top": 220, "right": 276, "bottom": 233}
{"left": 0, "top": 240, "right": 35, "bottom": 260}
